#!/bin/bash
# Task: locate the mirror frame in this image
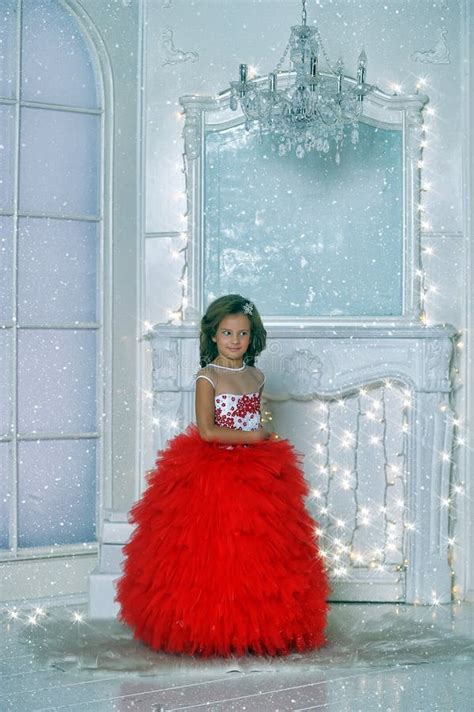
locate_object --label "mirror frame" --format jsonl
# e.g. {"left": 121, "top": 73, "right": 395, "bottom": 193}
{"left": 179, "top": 74, "right": 429, "bottom": 325}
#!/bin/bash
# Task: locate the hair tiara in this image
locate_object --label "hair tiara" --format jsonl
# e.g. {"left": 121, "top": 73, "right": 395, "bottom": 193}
{"left": 242, "top": 301, "right": 254, "bottom": 315}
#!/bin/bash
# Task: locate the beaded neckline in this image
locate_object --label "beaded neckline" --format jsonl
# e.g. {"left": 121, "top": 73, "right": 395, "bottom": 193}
{"left": 215, "top": 390, "right": 260, "bottom": 398}
{"left": 208, "top": 362, "right": 247, "bottom": 371}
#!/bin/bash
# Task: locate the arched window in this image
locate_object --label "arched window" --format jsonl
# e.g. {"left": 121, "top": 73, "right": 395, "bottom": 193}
{"left": 0, "top": 0, "right": 102, "bottom": 554}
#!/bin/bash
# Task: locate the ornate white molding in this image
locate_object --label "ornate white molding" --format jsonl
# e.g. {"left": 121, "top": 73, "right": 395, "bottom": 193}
{"left": 411, "top": 29, "right": 451, "bottom": 64}
{"left": 161, "top": 28, "right": 199, "bottom": 66}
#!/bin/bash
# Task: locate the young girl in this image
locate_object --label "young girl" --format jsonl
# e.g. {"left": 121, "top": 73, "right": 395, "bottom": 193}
{"left": 115, "top": 294, "right": 330, "bottom": 657}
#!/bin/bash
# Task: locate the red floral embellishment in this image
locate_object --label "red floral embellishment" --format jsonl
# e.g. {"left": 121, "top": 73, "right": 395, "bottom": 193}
{"left": 214, "top": 392, "right": 261, "bottom": 430}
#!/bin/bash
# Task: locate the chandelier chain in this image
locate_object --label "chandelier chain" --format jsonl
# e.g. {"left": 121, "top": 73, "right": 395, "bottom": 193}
{"left": 275, "top": 39, "right": 291, "bottom": 73}
{"left": 313, "top": 25, "right": 338, "bottom": 75}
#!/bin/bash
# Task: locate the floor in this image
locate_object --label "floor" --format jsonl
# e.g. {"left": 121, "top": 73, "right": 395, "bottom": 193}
{"left": 1, "top": 600, "right": 473, "bottom": 711}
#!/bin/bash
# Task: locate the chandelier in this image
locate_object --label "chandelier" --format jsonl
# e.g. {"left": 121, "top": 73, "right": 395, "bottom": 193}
{"left": 229, "top": 0, "right": 372, "bottom": 163}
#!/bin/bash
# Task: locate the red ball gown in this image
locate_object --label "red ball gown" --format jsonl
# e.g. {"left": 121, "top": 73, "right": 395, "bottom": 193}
{"left": 114, "top": 362, "right": 330, "bottom": 657}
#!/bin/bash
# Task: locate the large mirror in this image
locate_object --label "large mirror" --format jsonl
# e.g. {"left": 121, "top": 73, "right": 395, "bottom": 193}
{"left": 181, "top": 87, "right": 427, "bottom": 322}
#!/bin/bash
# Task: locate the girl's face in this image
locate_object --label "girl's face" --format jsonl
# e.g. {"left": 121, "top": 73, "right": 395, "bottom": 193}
{"left": 212, "top": 313, "right": 251, "bottom": 363}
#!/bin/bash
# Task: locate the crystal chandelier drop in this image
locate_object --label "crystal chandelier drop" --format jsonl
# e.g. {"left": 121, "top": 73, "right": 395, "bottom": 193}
{"left": 229, "top": 0, "right": 372, "bottom": 162}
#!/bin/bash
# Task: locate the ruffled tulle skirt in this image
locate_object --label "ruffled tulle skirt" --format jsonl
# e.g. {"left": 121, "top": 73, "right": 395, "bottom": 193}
{"left": 114, "top": 424, "right": 331, "bottom": 657}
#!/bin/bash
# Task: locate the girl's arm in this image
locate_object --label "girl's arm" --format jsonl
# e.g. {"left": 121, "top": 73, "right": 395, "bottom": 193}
{"left": 195, "top": 378, "right": 268, "bottom": 444}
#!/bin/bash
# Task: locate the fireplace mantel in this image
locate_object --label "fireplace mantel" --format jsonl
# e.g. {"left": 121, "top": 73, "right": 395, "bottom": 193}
{"left": 147, "top": 319, "right": 459, "bottom": 605}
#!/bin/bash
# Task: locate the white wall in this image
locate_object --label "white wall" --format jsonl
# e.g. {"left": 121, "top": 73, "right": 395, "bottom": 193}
{"left": 143, "top": 0, "right": 472, "bottom": 598}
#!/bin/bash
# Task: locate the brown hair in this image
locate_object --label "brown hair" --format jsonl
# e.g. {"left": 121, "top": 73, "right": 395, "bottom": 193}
{"left": 199, "top": 294, "right": 267, "bottom": 367}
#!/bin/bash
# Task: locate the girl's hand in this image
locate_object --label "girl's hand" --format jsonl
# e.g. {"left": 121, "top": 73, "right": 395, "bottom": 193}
{"left": 251, "top": 427, "right": 280, "bottom": 443}
{"left": 250, "top": 426, "right": 270, "bottom": 442}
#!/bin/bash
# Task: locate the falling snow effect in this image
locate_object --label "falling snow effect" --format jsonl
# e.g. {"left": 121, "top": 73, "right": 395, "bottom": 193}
{"left": 1, "top": 0, "right": 472, "bottom": 709}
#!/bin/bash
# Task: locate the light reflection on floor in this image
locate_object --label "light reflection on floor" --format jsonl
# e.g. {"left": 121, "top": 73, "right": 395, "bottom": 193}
{"left": 1, "top": 601, "right": 473, "bottom": 711}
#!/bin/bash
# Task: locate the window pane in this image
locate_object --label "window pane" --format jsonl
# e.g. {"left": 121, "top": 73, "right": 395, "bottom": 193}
{"left": 18, "top": 217, "right": 98, "bottom": 323}
{"left": 0, "top": 0, "right": 17, "bottom": 100}
{"left": 0, "top": 330, "right": 12, "bottom": 436}
{"left": 18, "top": 438, "right": 96, "bottom": 547}
{"left": 0, "top": 105, "right": 15, "bottom": 210}
{"left": 0, "top": 442, "right": 11, "bottom": 549}
{"left": 0, "top": 216, "right": 14, "bottom": 321}
{"left": 21, "top": 0, "right": 100, "bottom": 108}
{"left": 19, "top": 107, "right": 100, "bottom": 216}
{"left": 18, "top": 329, "right": 97, "bottom": 434}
